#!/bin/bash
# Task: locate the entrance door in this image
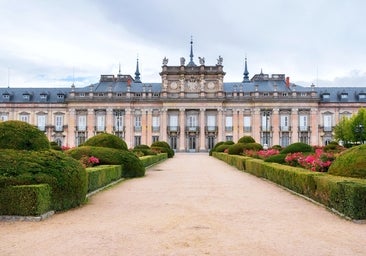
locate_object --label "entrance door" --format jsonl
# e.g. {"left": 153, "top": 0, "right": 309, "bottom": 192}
{"left": 188, "top": 136, "right": 196, "bottom": 152}
{"left": 170, "top": 136, "right": 177, "bottom": 150}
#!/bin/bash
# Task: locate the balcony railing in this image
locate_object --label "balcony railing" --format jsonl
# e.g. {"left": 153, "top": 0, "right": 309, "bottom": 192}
{"left": 225, "top": 126, "right": 233, "bottom": 132}
{"left": 134, "top": 126, "right": 142, "bottom": 132}
{"left": 323, "top": 126, "right": 333, "bottom": 132}
{"left": 299, "top": 126, "right": 310, "bottom": 132}
{"left": 95, "top": 126, "right": 106, "bottom": 132}
{"left": 113, "top": 126, "right": 125, "bottom": 132}
{"left": 152, "top": 126, "right": 160, "bottom": 132}
{"left": 185, "top": 126, "right": 200, "bottom": 133}
{"left": 260, "top": 126, "right": 272, "bottom": 132}
{"left": 76, "top": 126, "right": 87, "bottom": 131}
{"left": 243, "top": 126, "right": 252, "bottom": 132}
{"left": 280, "top": 126, "right": 291, "bottom": 132}
{"left": 205, "top": 126, "right": 218, "bottom": 132}
{"left": 167, "top": 126, "right": 180, "bottom": 133}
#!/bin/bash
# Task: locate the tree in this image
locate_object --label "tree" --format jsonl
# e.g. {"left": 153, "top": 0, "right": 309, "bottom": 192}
{"left": 335, "top": 108, "right": 366, "bottom": 145}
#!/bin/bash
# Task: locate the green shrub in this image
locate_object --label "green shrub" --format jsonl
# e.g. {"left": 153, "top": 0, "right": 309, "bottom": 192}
{"left": 0, "top": 149, "right": 87, "bottom": 211}
{"left": 82, "top": 133, "right": 128, "bottom": 150}
{"left": 242, "top": 143, "right": 263, "bottom": 151}
{"left": 140, "top": 153, "right": 168, "bottom": 167}
{"left": 271, "top": 145, "right": 283, "bottom": 150}
{"left": 0, "top": 184, "right": 51, "bottom": 216}
{"left": 86, "top": 165, "right": 122, "bottom": 193}
{"left": 151, "top": 141, "right": 174, "bottom": 158}
{"left": 67, "top": 146, "right": 145, "bottom": 178}
{"left": 215, "top": 144, "right": 231, "bottom": 152}
{"left": 280, "top": 142, "right": 314, "bottom": 154}
{"left": 133, "top": 145, "right": 156, "bottom": 156}
{"left": 238, "top": 136, "right": 255, "bottom": 144}
{"left": 328, "top": 145, "right": 366, "bottom": 179}
{"left": 213, "top": 141, "right": 225, "bottom": 149}
{"left": 0, "top": 120, "right": 50, "bottom": 151}
{"left": 228, "top": 143, "right": 246, "bottom": 155}
{"left": 134, "top": 144, "right": 150, "bottom": 150}
{"left": 224, "top": 141, "right": 235, "bottom": 145}
{"left": 264, "top": 154, "right": 287, "bottom": 164}
{"left": 50, "top": 141, "right": 62, "bottom": 151}
{"left": 210, "top": 141, "right": 227, "bottom": 155}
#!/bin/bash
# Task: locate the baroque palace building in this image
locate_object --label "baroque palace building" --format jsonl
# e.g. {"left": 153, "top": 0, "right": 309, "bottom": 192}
{"left": 1, "top": 41, "right": 366, "bottom": 152}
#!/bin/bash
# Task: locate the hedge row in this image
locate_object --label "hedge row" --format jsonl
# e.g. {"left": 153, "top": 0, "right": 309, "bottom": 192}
{"left": 87, "top": 165, "right": 122, "bottom": 193}
{"left": 140, "top": 153, "right": 168, "bottom": 167}
{"left": 0, "top": 184, "right": 51, "bottom": 216}
{"left": 213, "top": 152, "right": 366, "bottom": 220}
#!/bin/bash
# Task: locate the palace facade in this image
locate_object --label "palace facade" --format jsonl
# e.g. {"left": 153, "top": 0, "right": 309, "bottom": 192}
{"left": 1, "top": 43, "right": 365, "bottom": 151}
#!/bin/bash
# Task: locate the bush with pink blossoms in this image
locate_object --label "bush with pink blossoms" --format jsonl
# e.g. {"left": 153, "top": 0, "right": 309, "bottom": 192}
{"left": 285, "top": 148, "right": 335, "bottom": 172}
{"left": 257, "top": 149, "right": 280, "bottom": 159}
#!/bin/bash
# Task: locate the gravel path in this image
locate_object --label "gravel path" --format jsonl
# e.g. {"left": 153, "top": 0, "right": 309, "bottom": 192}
{"left": 1, "top": 153, "right": 365, "bottom": 256}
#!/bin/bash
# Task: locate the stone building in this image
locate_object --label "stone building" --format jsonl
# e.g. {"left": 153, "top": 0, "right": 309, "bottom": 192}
{"left": 1, "top": 42, "right": 365, "bottom": 151}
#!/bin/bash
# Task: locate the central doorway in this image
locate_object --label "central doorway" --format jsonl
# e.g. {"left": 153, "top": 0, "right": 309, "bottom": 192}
{"left": 188, "top": 136, "right": 196, "bottom": 152}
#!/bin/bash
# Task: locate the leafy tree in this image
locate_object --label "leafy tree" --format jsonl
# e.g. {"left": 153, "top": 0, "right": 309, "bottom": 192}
{"left": 334, "top": 108, "right": 366, "bottom": 145}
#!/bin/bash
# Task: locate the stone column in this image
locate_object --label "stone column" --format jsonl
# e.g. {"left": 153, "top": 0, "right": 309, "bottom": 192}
{"left": 238, "top": 109, "right": 244, "bottom": 139}
{"left": 106, "top": 107, "right": 113, "bottom": 133}
{"left": 67, "top": 108, "right": 76, "bottom": 147}
{"left": 217, "top": 108, "right": 223, "bottom": 142}
{"left": 291, "top": 108, "right": 299, "bottom": 143}
{"left": 161, "top": 108, "right": 168, "bottom": 142}
{"left": 179, "top": 108, "right": 186, "bottom": 151}
{"left": 272, "top": 108, "right": 280, "bottom": 145}
{"left": 199, "top": 108, "right": 206, "bottom": 151}
{"left": 124, "top": 108, "right": 132, "bottom": 148}
{"left": 87, "top": 109, "right": 95, "bottom": 139}
{"left": 232, "top": 109, "right": 239, "bottom": 142}
{"left": 253, "top": 108, "right": 261, "bottom": 143}
{"left": 145, "top": 109, "right": 153, "bottom": 146}
{"left": 310, "top": 108, "right": 319, "bottom": 145}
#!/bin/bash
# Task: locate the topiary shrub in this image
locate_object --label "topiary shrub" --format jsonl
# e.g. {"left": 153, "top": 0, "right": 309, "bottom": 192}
{"left": 134, "top": 144, "right": 150, "bottom": 150}
{"left": 151, "top": 141, "right": 174, "bottom": 158}
{"left": 0, "top": 120, "right": 50, "bottom": 151}
{"left": 271, "top": 145, "right": 283, "bottom": 151}
{"left": 264, "top": 154, "right": 287, "bottom": 164}
{"left": 133, "top": 144, "right": 156, "bottom": 156}
{"left": 224, "top": 141, "right": 235, "bottom": 145}
{"left": 0, "top": 149, "right": 87, "bottom": 211}
{"left": 50, "top": 141, "right": 62, "bottom": 151}
{"left": 66, "top": 146, "right": 145, "bottom": 178}
{"left": 215, "top": 144, "right": 231, "bottom": 152}
{"left": 228, "top": 143, "right": 246, "bottom": 155}
{"left": 238, "top": 136, "right": 256, "bottom": 144}
{"left": 82, "top": 133, "right": 128, "bottom": 150}
{"left": 243, "top": 143, "right": 263, "bottom": 151}
{"left": 328, "top": 145, "right": 366, "bottom": 179}
{"left": 280, "top": 142, "right": 314, "bottom": 154}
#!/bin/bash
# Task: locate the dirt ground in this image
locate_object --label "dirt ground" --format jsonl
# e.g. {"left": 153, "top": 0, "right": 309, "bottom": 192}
{"left": 1, "top": 153, "right": 365, "bottom": 256}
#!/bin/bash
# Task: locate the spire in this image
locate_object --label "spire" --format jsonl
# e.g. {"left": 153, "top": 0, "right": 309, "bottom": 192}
{"left": 134, "top": 57, "right": 141, "bottom": 83}
{"left": 187, "top": 36, "right": 196, "bottom": 67}
{"left": 243, "top": 56, "right": 250, "bottom": 83}
{"left": 118, "top": 62, "right": 121, "bottom": 75}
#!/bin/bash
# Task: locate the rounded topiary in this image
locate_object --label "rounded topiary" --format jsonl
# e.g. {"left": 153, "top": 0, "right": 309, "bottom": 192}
{"left": 134, "top": 144, "right": 150, "bottom": 150}
{"left": 238, "top": 136, "right": 256, "bottom": 144}
{"left": 66, "top": 146, "right": 145, "bottom": 178}
{"left": 0, "top": 149, "right": 87, "bottom": 211}
{"left": 224, "top": 141, "right": 235, "bottom": 145}
{"left": 280, "top": 142, "right": 314, "bottom": 154}
{"left": 213, "top": 141, "right": 225, "bottom": 149}
{"left": 243, "top": 143, "right": 263, "bottom": 151}
{"left": 151, "top": 141, "right": 174, "bottom": 158}
{"left": 215, "top": 144, "right": 231, "bottom": 152}
{"left": 271, "top": 145, "right": 283, "bottom": 151}
{"left": 228, "top": 143, "right": 246, "bottom": 155}
{"left": 0, "top": 120, "right": 50, "bottom": 151}
{"left": 328, "top": 145, "right": 366, "bottom": 178}
{"left": 264, "top": 154, "right": 287, "bottom": 164}
{"left": 82, "top": 133, "right": 128, "bottom": 150}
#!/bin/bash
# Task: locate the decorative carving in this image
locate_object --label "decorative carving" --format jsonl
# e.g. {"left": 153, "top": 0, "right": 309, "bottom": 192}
{"left": 217, "top": 55, "right": 223, "bottom": 65}
{"left": 180, "top": 57, "right": 185, "bottom": 66}
{"left": 170, "top": 82, "right": 178, "bottom": 90}
{"left": 207, "top": 81, "right": 215, "bottom": 90}
{"left": 162, "top": 57, "right": 168, "bottom": 65}
{"left": 198, "top": 57, "right": 205, "bottom": 65}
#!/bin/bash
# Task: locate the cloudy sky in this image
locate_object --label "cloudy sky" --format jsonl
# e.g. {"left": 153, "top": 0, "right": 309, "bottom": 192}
{"left": 0, "top": 0, "right": 365, "bottom": 88}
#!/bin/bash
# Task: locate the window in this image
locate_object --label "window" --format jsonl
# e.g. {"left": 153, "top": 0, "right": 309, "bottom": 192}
{"left": 261, "top": 115, "right": 270, "bottom": 131}
{"left": 226, "top": 136, "right": 233, "bottom": 142}
{"left": 40, "top": 94, "right": 47, "bottom": 100}
{"left": 169, "top": 115, "right": 178, "bottom": 131}
{"left": 134, "top": 115, "right": 142, "bottom": 131}
{"left": 37, "top": 115, "right": 46, "bottom": 131}
{"left": 96, "top": 115, "right": 105, "bottom": 131}
{"left": 23, "top": 94, "right": 30, "bottom": 101}
{"left": 20, "top": 114, "right": 29, "bottom": 123}
{"left": 323, "top": 115, "right": 332, "bottom": 131}
{"left": 244, "top": 116, "right": 251, "bottom": 132}
{"left": 299, "top": 115, "right": 308, "bottom": 131}
{"left": 0, "top": 113, "right": 8, "bottom": 121}
{"left": 152, "top": 116, "right": 160, "bottom": 131}
{"left": 114, "top": 111, "right": 124, "bottom": 131}
{"left": 134, "top": 136, "right": 141, "bottom": 146}
{"left": 207, "top": 115, "right": 216, "bottom": 131}
{"left": 187, "top": 115, "right": 197, "bottom": 127}
{"left": 280, "top": 115, "right": 289, "bottom": 131}
{"left": 55, "top": 115, "right": 63, "bottom": 131}
{"left": 225, "top": 116, "right": 233, "bottom": 131}
{"left": 78, "top": 115, "right": 87, "bottom": 131}
{"left": 152, "top": 136, "right": 159, "bottom": 142}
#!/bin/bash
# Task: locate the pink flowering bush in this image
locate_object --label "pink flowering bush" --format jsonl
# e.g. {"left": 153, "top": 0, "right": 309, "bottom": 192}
{"left": 285, "top": 148, "right": 335, "bottom": 172}
{"left": 257, "top": 149, "right": 280, "bottom": 159}
{"left": 61, "top": 145, "right": 71, "bottom": 151}
{"left": 80, "top": 155, "right": 100, "bottom": 168}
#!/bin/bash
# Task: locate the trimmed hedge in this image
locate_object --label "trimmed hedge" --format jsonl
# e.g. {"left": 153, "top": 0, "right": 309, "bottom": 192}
{"left": 264, "top": 153, "right": 287, "bottom": 164}
{"left": 328, "top": 145, "right": 366, "bottom": 179}
{"left": 0, "top": 120, "right": 50, "bottom": 151}
{"left": 280, "top": 142, "right": 314, "bottom": 154}
{"left": 238, "top": 136, "right": 255, "bottom": 144}
{"left": 151, "top": 141, "right": 174, "bottom": 158}
{"left": 87, "top": 165, "right": 122, "bottom": 193}
{"left": 213, "top": 152, "right": 366, "bottom": 220}
{"left": 0, "top": 184, "right": 51, "bottom": 216}
{"left": 0, "top": 149, "right": 87, "bottom": 212}
{"left": 140, "top": 153, "right": 168, "bottom": 167}
{"left": 66, "top": 146, "right": 145, "bottom": 178}
{"left": 82, "top": 133, "right": 128, "bottom": 150}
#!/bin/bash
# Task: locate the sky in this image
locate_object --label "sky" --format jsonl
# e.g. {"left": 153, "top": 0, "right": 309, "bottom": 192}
{"left": 0, "top": 0, "right": 366, "bottom": 88}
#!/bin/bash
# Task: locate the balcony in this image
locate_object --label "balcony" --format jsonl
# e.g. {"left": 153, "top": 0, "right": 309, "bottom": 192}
{"left": 260, "top": 126, "right": 272, "bottom": 132}
{"left": 185, "top": 126, "right": 200, "bottom": 133}
{"left": 323, "top": 126, "right": 333, "bottom": 132}
{"left": 134, "top": 126, "right": 142, "bottom": 132}
{"left": 299, "top": 126, "right": 310, "bottom": 132}
{"left": 152, "top": 126, "right": 160, "bottom": 132}
{"left": 225, "top": 126, "right": 233, "bottom": 132}
{"left": 243, "top": 126, "right": 252, "bottom": 132}
{"left": 95, "top": 126, "right": 106, "bottom": 132}
{"left": 167, "top": 126, "right": 180, "bottom": 133}
{"left": 54, "top": 125, "right": 64, "bottom": 132}
{"left": 205, "top": 126, "right": 218, "bottom": 133}
{"left": 76, "top": 126, "right": 87, "bottom": 131}
{"left": 280, "top": 126, "right": 291, "bottom": 132}
{"left": 113, "top": 126, "right": 125, "bottom": 132}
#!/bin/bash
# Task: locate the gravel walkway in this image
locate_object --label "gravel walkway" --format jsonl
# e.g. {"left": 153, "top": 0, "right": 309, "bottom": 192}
{"left": 1, "top": 153, "right": 365, "bottom": 256}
